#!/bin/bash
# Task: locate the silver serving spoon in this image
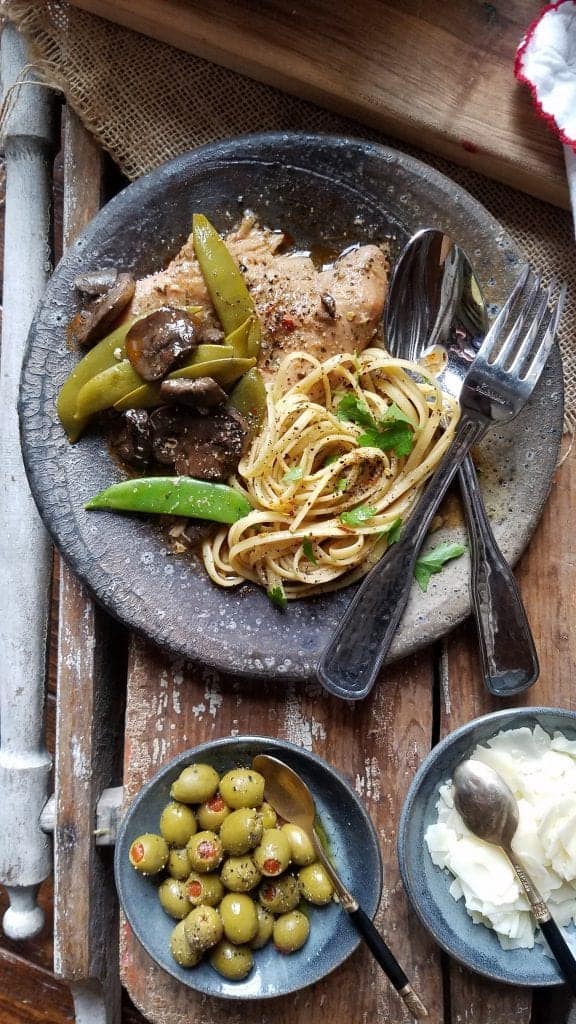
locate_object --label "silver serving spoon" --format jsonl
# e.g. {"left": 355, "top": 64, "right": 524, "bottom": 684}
{"left": 386, "top": 229, "right": 538, "bottom": 697}
{"left": 454, "top": 759, "right": 576, "bottom": 994}
{"left": 252, "top": 754, "right": 428, "bottom": 1019}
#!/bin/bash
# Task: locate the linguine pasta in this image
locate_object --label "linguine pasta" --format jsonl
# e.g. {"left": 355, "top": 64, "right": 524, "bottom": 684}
{"left": 202, "top": 348, "right": 459, "bottom": 598}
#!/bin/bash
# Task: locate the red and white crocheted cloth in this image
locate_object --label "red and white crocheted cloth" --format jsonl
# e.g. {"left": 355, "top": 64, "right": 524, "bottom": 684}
{"left": 515, "top": 0, "right": 576, "bottom": 151}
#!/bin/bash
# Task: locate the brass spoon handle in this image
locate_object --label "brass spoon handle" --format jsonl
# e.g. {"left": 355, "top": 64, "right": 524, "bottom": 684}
{"left": 506, "top": 848, "right": 576, "bottom": 996}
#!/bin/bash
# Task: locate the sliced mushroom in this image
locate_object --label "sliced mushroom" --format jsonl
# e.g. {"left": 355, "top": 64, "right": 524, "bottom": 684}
{"left": 110, "top": 409, "right": 152, "bottom": 470}
{"left": 149, "top": 406, "right": 248, "bottom": 481}
{"left": 68, "top": 272, "right": 135, "bottom": 348}
{"left": 125, "top": 307, "right": 198, "bottom": 382}
{"left": 159, "top": 377, "right": 227, "bottom": 411}
{"left": 74, "top": 268, "right": 120, "bottom": 297}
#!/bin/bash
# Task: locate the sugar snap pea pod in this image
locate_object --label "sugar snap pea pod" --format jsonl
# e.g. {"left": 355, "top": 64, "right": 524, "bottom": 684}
{"left": 225, "top": 316, "right": 255, "bottom": 359}
{"left": 57, "top": 317, "right": 137, "bottom": 441}
{"left": 229, "top": 367, "right": 267, "bottom": 437}
{"left": 85, "top": 476, "right": 252, "bottom": 523}
{"left": 113, "top": 355, "right": 256, "bottom": 412}
{"left": 57, "top": 306, "right": 202, "bottom": 441}
{"left": 192, "top": 214, "right": 261, "bottom": 355}
{"left": 76, "top": 343, "right": 235, "bottom": 421}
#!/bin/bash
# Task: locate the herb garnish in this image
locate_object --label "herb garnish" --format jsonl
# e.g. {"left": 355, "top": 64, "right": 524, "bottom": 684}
{"left": 302, "top": 538, "right": 318, "bottom": 565}
{"left": 336, "top": 395, "right": 415, "bottom": 457}
{"left": 339, "top": 505, "right": 376, "bottom": 528}
{"left": 267, "top": 583, "right": 288, "bottom": 609}
{"left": 414, "top": 542, "right": 466, "bottom": 592}
{"left": 283, "top": 467, "right": 304, "bottom": 483}
{"left": 379, "top": 516, "right": 402, "bottom": 544}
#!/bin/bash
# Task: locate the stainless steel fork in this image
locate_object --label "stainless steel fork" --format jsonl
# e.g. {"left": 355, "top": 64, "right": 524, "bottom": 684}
{"left": 317, "top": 269, "right": 566, "bottom": 701}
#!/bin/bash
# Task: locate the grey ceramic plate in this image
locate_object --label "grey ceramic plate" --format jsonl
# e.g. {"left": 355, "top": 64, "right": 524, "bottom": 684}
{"left": 19, "top": 132, "right": 564, "bottom": 679}
{"left": 114, "top": 736, "right": 382, "bottom": 998}
{"left": 398, "top": 707, "right": 576, "bottom": 987}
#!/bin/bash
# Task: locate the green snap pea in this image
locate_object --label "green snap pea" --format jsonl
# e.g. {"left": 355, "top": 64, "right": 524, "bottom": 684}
{"left": 192, "top": 214, "right": 261, "bottom": 356}
{"left": 113, "top": 351, "right": 256, "bottom": 412}
{"left": 85, "top": 476, "right": 252, "bottom": 524}
{"left": 228, "top": 367, "right": 267, "bottom": 438}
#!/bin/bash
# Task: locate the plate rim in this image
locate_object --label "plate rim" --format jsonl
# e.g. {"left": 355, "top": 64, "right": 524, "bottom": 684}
{"left": 114, "top": 733, "right": 383, "bottom": 999}
{"left": 19, "top": 130, "right": 564, "bottom": 679}
{"left": 397, "top": 705, "right": 576, "bottom": 987}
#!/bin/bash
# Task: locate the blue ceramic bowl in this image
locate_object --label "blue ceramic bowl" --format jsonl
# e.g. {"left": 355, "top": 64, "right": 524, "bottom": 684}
{"left": 115, "top": 735, "right": 382, "bottom": 998}
{"left": 398, "top": 707, "right": 576, "bottom": 987}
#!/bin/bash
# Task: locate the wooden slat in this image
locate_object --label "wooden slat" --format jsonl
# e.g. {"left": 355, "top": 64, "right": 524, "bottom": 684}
{"left": 69, "top": 0, "right": 568, "bottom": 209}
{"left": 440, "top": 453, "right": 576, "bottom": 1023}
{"left": 53, "top": 108, "right": 123, "bottom": 1022}
{"left": 120, "top": 641, "right": 442, "bottom": 1023}
{"left": 0, "top": 947, "right": 74, "bottom": 1024}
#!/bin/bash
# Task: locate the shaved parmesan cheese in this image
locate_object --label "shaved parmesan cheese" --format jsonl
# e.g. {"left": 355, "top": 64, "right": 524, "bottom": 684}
{"left": 425, "top": 726, "right": 576, "bottom": 950}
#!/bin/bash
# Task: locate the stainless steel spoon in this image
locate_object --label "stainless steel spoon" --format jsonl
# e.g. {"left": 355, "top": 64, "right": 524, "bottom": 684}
{"left": 453, "top": 759, "right": 576, "bottom": 994}
{"left": 252, "top": 754, "right": 428, "bottom": 1019}
{"left": 386, "top": 229, "right": 538, "bottom": 697}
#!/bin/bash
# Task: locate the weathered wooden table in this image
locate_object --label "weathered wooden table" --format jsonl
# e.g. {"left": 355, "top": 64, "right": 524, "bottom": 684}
{"left": 2, "top": 39, "right": 575, "bottom": 1024}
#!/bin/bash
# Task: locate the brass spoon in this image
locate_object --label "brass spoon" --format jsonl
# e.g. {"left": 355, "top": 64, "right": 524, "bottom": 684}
{"left": 252, "top": 754, "right": 428, "bottom": 1019}
{"left": 454, "top": 759, "right": 576, "bottom": 994}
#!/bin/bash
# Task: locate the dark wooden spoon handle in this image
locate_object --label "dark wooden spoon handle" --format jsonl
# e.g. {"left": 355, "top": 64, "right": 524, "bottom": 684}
{"left": 348, "top": 906, "right": 428, "bottom": 1018}
{"left": 540, "top": 917, "right": 576, "bottom": 996}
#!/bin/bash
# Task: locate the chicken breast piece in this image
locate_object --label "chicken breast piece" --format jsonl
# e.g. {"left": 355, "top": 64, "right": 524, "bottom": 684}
{"left": 127, "top": 221, "right": 388, "bottom": 376}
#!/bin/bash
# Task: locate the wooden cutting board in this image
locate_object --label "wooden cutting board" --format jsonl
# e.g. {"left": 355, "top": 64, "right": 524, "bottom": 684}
{"left": 70, "top": 0, "right": 569, "bottom": 209}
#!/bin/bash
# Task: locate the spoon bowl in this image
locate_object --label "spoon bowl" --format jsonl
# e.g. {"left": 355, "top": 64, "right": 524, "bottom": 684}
{"left": 453, "top": 759, "right": 519, "bottom": 849}
{"left": 384, "top": 228, "right": 539, "bottom": 697}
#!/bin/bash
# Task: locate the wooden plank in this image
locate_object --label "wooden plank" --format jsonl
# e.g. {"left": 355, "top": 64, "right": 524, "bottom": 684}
{"left": 0, "top": 947, "right": 74, "bottom": 1024}
{"left": 439, "top": 452, "right": 576, "bottom": 1022}
{"left": 120, "top": 640, "right": 442, "bottom": 1023}
{"left": 69, "top": 0, "right": 568, "bottom": 209}
{"left": 53, "top": 108, "right": 124, "bottom": 1022}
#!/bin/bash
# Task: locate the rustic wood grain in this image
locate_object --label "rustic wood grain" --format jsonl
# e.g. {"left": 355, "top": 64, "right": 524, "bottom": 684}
{"left": 120, "top": 640, "right": 442, "bottom": 1023}
{"left": 53, "top": 108, "right": 124, "bottom": 1022}
{"left": 68, "top": 0, "right": 568, "bottom": 208}
{"left": 0, "top": 948, "right": 74, "bottom": 1024}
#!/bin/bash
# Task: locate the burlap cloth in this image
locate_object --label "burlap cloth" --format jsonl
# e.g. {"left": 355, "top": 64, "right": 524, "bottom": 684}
{"left": 3, "top": 0, "right": 575, "bottom": 427}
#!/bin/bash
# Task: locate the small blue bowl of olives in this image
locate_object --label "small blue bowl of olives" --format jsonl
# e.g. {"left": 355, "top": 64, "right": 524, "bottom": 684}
{"left": 115, "top": 735, "right": 383, "bottom": 999}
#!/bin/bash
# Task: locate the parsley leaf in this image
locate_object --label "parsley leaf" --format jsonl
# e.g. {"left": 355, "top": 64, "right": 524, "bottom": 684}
{"left": 339, "top": 505, "right": 376, "bottom": 527}
{"left": 414, "top": 542, "right": 466, "bottom": 592}
{"left": 323, "top": 453, "right": 341, "bottom": 467}
{"left": 379, "top": 516, "right": 402, "bottom": 544}
{"left": 336, "top": 394, "right": 374, "bottom": 429}
{"left": 283, "top": 466, "right": 304, "bottom": 484}
{"left": 338, "top": 395, "right": 415, "bottom": 457}
{"left": 267, "top": 583, "right": 288, "bottom": 609}
{"left": 334, "top": 476, "right": 348, "bottom": 494}
{"left": 302, "top": 538, "right": 317, "bottom": 565}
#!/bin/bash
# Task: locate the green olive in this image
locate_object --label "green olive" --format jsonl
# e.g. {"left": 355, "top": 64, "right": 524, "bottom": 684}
{"left": 281, "top": 823, "right": 316, "bottom": 866}
{"left": 273, "top": 910, "right": 310, "bottom": 953}
{"left": 219, "top": 893, "right": 258, "bottom": 945}
{"left": 171, "top": 763, "right": 220, "bottom": 804}
{"left": 187, "top": 830, "right": 224, "bottom": 872}
{"left": 249, "top": 905, "right": 274, "bottom": 950}
{"left": 167, "top": 848, "right": 192, "bottom": 880}
{"left": 169, "top": 920, "right": 202, "bottom": 967}
{"left": 160, "top": 801, "right": 197, "bottom": 846}
{"left": 128, "top": 833, "right": 169, "bottom": 875}
{"left": 197, "top": 792, "right": 231, "bottom": 832}
{"left": 298, "top": 862, "right": 334, "bottom": 905}
{"left": 220, "top": 856, "right": 261, "bottom": 893}
{"left": 158, "top": 878, "right": 191, "bottom": 920}
{"left": 253, "top": 828, "right": 291, "bottom": 876}
{"left": 258, "top": 874, "right": 300, "bottom": 913}
{"left": 183, "top": 905, "right": 223, "bottom": 952}
{"left": 219, "top": 768, "right": 265, "bottom": 809}
{"left": 185, "top": 871, "right": 224, "bottom": 908}
{"left": 219, "top": 808, "right": 263, "bottom": 855}
{"left": 260, "top": 802, "right": 277, "bottom": 829}
{"left": 210, "top": 940, "right": 253, "bottom": 980}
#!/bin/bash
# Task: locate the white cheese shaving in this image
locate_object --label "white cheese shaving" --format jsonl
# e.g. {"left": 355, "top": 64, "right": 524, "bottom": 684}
{"left": 425, "top": 725, "right": 576, "bottom": 950}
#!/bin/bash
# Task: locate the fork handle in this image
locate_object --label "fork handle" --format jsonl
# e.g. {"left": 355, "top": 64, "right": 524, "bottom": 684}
{"left": 458, "top": 457, "right": 539, "bottom": 696}
{"left": 317, "top": 416, "right": 486, "bottom": 700}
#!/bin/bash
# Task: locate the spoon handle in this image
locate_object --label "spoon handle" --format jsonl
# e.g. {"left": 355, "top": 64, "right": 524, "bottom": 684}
{"left": 507, "top": 850, "right": 576, "bottom": 995}
{"left": 458, "top": 456, "right": 539, "bottom": 696}
{"left": 317, "top": 416, "right": 486, "bottom": 700}
{"left": 348, "top": 906, "right": 428, "bottom": 1018}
